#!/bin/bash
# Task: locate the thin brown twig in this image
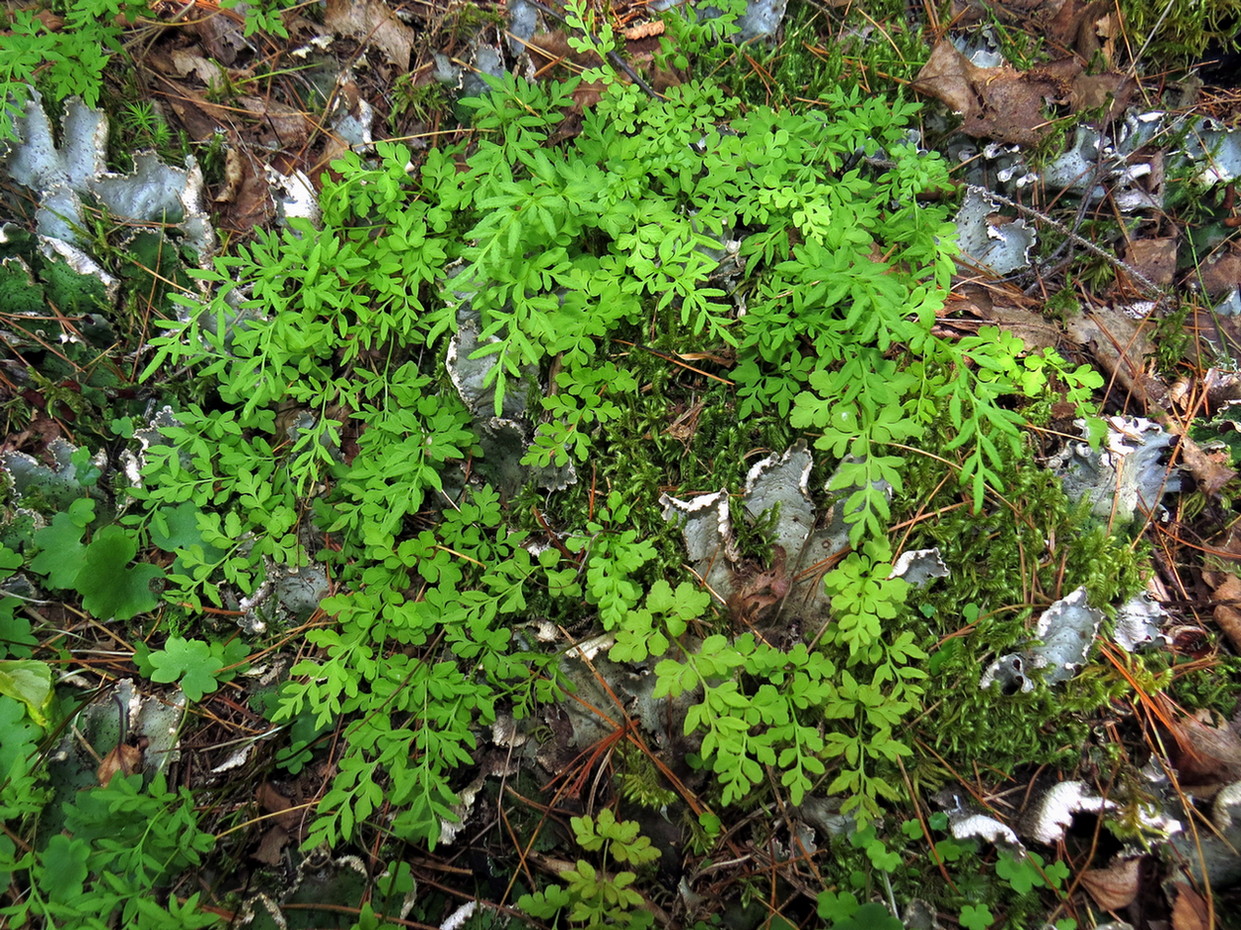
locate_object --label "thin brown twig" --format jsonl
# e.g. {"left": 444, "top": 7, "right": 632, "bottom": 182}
{"left": 518, "top": 0, "right": 663, "bottom": 99}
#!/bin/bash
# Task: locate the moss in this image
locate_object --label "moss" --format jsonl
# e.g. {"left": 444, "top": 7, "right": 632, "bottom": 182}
{"left": 1146, "top": 302, "right": 1194, "bottom": 378}
{"left": 891, "top": 424, "right": 1152, "bottom": 780}
{"left": 1119, "top": 0, "right": 1241, "bottom": 66}
{"left": 1166, "top": 652, "right": 1241, "bottom": 717}
{"left": 705, "top": 0, "right": 930, "bottom": 108}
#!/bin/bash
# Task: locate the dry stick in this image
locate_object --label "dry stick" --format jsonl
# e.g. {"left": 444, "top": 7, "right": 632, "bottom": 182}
{"left": 964, "top": 184, "right": 1167, "bottom": 301}
{"left": 859, "top": 152, "right": 1168, "bottom": 298}
{"left": 518, "top": 0, "right": 663, "bottom": 100}
{"left": 1026, "top": 153, "right": 1113, "bottom": 280}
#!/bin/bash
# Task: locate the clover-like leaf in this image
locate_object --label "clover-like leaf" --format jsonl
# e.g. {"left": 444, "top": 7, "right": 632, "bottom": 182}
{"left": 959, "top": 904, "right": 995, "bottom": 930}
{"left": 29, "top": 498, "right": 95, "bottom": 589}
{"left": 75, "top": 525, "right": 163, "bottom": 620}
{"left": 147, "top": 636, "right": 222, "bottom": 702}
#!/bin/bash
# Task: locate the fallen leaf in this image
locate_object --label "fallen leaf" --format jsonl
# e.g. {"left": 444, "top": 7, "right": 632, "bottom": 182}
{"left": 621, "top": 20, "right": 664, "bottom": 39}
{"left": 913, "top": 41, "right": 978, "bottom": 121}
{"left": 183, "top": 7, "right": 248, "bottom": 66}
{"left": 1171, "top": 881, "right": 1211, "bottom": 930}
{"left": 324, "top": 0, "right": 413, "bottom": 71}
{"left": 1202, "top": 571, "right": 1241, "bottom": 654}
{"left": 1168, "top": 624, "right": 1213, "bottom": 659}
{"left": 726, "top": 547, "right": 791, "bottom": 628}
{"left": 252, "top": 824, "right": 289, "bottom": 865}
{"left": 1165, "top": 710, "right": 1241, "bottom": 794}
{"left": 1064, "top": 305, "right": 1170, "bottom": 409}
{"left": 914, "top": 40, "right": 1132, "bottom": 145}
{"left": 1176, "top": 432, "right": 1238, "bottom": 497}
{"left": 237, "top": 95, "right": 312, "bottom": 151}
{"left": 1196, "top": 241, "right": 1241, "bottom": 298}
{"left": 168, "top": 49, "right": 227, "bottom": 87}
{"left": 528, "top": 31, "right": 603, "bottom": 80}
{"left": 97, "top": 740, "right": 143, "bottom": 786}
{"left": 1081, "top": 856, "right": 1141, "bottom": 911}
{"left": 913, "top": 42, "right": 1060, "bottom": 145}
{"left": 31, "top": 9, "right": 64, "bottom": 30}
{"left": 1048, "top": 0, "right": 1122, "bottom": 64}
{"left": 216, "top": 147, "right": 244, "bottom": 203}
{"left": 665, "top": 399, "right": 705, "bottom": 443}
{"left": 252, "top": 782, "right": 300, "bottom": 864}
{"left": 218, "top": 147, "right": 275, "bottom": 233}
{"left": 257, "top": 782, "right": 300, "bottom": 828}
{"left": 534, "top": 703, "right": 579, "bottom": 776}
{"left": 1202, "top": 368, "right": 1241, "bottom": 410}
{"left": 1070, "top": 71, "right": 1135, "bottom": 117}
{"left": 1124, "top": 237, "right": 1178, "bottom": 289}
{"left": 939, "top": 282, "right": 1064, "bottom": 352}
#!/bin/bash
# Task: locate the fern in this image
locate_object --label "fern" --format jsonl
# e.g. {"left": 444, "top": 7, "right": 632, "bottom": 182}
{"left": 129, "top": 64, "right": 1104, "bottom": 845}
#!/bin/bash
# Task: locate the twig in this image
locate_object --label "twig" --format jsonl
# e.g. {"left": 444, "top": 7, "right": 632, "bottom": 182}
{"left": 519, "top": 0, "right": 663, "bottom": 100}
{"left": 966, "top": 184, "right": 1167, "bottom": 301}
{"left": 861, "top": 152, "right": 1166, "bottom": 299}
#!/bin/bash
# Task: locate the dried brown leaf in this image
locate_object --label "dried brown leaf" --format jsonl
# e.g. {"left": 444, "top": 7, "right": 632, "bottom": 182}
{"left": 1177, "top": 433, "right": 1238, "bottom": 497}
{"left": 726, "top": 547, "right": 790, "bottom": 627}
{"left": 1124, "top": 238, "right": 1178, "bottom": 289}
{"left": 1196, "top": 241, "right": 1241, "bottom": 299}
{"left": 1046, "top": 0, "right": 1111, "bottom": 54}
{"left": 97, "top": 741, "right": 143, "bottom": 786}
{"left": 216, "top": 147, "right": 244, "bottom": 203}
{"left": 1171, "top": 882, "right": 1211, "bottom": 930}
{"left": 183, "top": 9, "right": 247, "bottom": 66}
{"left": 1070, "top": 71, "right": 1136, "bottom": 117}
{"left": 914, "top": 40, "right": 1131, "bottom": 145}
{"left": 1064, "top": 305, "right": 1170, "bottom": 408}
{"left": 168, "top": 49, "right": 227, "bottom": 87}
{"left": 1080, "top": 856, "right": 1141, "bottom": 911}
{"left": 1166, "top": 710, "right": 1241, "bottom": 794}
{"left": 252, "top": 825, "right": 289, "bottom": 865}
{"left": 222, "top": 153, "right": 275, "bottom": 233}
{"left": 913, "top": 42, "right": 980, "bottom": 120}
{"left": 324, "top": 0, "right": 413, "bottom": 71}
{"left": 914, "top": 42, "right": 1061, "bottom": 145}
{"left": 1203, "top": 572, "right": 1241, "bottom": 654}
{"left": 256, "top": 782, "right": 300, "bottom": 829}
{"left": 621, "top": 20, "right": 664, "bottom": 39}
{"left": 942, "top": 283, "right": 1064, "bottom": 352}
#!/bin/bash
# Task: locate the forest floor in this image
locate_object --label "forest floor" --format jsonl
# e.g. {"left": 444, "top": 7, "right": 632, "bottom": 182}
{"left": 6, "top": 1, "right": 1241, "bottom": 929}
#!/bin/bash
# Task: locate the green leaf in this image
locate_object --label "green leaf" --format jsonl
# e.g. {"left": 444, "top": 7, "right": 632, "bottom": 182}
{"left": 30, "top": 499, "right": 95, "bottom": 588}
{"left": 38, "top": 834, "right": 90, "bottom": 904}
{"left": 817, "top": 891, "right": 859, "bottom": 923}
{"left": 147, "top": 637, "right": 222, "bottom": 702}
{"left": 0, "top": 659, "right": 53, "bottom": 727}
{"left": 75, "top": 526, "right": 163, "bottom": 620}
{"left": 959, "top": 904, "right": 994, "bottom": 930}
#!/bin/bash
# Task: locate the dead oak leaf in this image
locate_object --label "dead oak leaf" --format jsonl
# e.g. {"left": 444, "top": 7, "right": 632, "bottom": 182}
{"left": 324, "top": 0, "right": 413, "bottom": 71}
{"left": 1173, "top": 430, "right": 1237, "bottom": 498}
{"left": 913, "top": 40, "right": 1131, "bottom": 145}
{"left": 725, "top": 546, "right": 790, "bottom": 628}
{"left": 183, "top": 7, "right": 248, "bottom": 66}
{"left": 1196, "top": 241, "right": 1241, "bottom": 299}
{"left": 913, "top": 41, "right": 1057, "bottom": 145}
{"left": 1124, "top": 237, "right": 1178, "bottom": 289}
{"left": 237, "top": 95, "right": 313, "bottom": 151}
{"left": 167, "top": 49, "right": 227, "bottom": 87}
{"left": 253, "top": 782, "right": 300, "bottom": 865}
